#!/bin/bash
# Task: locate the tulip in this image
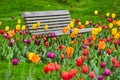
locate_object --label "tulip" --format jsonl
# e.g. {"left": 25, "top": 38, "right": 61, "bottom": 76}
{"left": 46, "top": 52, "right": 55, "bottom": 59}
{"left": 100, "top": 62, "right": 106, "bottom": 68}
{"left": 82, "top": 49, "right": 88, "bottom": 56}
{"left": 81, "top": 65, "right": 88, "bottom": 74}
{"left": 34, "top": 39, "right": 40, "bottom": 46}
{"left": 98, "top": 75, "right": 103, "bottom": 80}
{"left": 50, "top": 32, "right": 56, "bottom": 37}
{"left": 44, "top": 41, "right": 49, "bottom": 47}
{"left": 94, "top": 10, "right": 98, "bottom": 15}
{"left": 103, "top": 69, "right": 111, "bottom": 76}
{"left": 107, "top": 48, "right": 112, "bottom": 55}
{"left": 12, "top": 58, "right": 18, "bottom": 66}
{"left": 89, "top": 71, "right": 95, "bottom": 79}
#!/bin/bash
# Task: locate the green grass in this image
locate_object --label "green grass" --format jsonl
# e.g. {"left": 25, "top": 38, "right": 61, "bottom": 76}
{"left": 0, "top": 61, "right": 45, "bottom": 80}
{"left": 0, "top": 0, "right": 120, "bottom": 29}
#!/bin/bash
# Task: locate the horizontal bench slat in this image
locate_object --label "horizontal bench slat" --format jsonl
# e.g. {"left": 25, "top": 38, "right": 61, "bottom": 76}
{"left": 24, "top": 15, "right": 70, "bottom": 21}
{"left": 25, "top": 18, "right": 71, "bottom": 24}
{"left": 28, "top": 24, "right": 68, "bottom": 29}
{"left": 22, "top": 10, "right": 69, "bottom": 18}
{"left": 26, "top": 21, "right": 70, "bottom": 27}
{"left": 31, "top": 28, "right": 93, "bottom": 35}
{"left": 30, "top": 27, "right": 63, "bottom": 33}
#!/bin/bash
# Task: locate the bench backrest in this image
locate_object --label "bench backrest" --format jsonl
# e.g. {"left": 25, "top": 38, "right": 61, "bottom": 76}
{"left": 22, "top": 10, "right": 71, "bottom": 35}
{"left": 22, "top": 10, "right": 93, "bottom": 36}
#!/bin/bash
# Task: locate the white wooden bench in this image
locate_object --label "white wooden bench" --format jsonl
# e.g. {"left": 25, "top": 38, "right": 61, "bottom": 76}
{"left": 21, "top": 10, "right": 93, "bottom": 36}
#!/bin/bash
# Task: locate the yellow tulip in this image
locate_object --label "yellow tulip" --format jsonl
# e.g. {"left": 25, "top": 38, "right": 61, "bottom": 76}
{"left": 73, "top": 28, "right": 79, "bottom": 34}
{"left": 112, "top": 13, "right": 116, "bottom": 18}
{"left": 44, "top": 24, "right": 48, "bottom": 30}
{"left": 37, "top": 22, "right": 41, "bottom": 27}
{"left": 85, "top": 21, "right": 89, "bottom": 25}
{"left": 22, "top": 25, "right": 26, "bottom": 31}
{"left": 69, "top": 21, "right": 74, "bottom": 28}
{"left": 98, "top": 27, "right": 102, "bottom": 32}
{"left": 117, "top": 20, "right": 120, "bottom": 27}
{"left": 32, "top": 24, "right": 37, "bottom": 30}
{"left": 5, "top": 26, "right": 9, "bottom": 31}
{"left": 106, "top": 12, "right": 110, "bottom": 17}
{"left": 109, "top": 23, "right": 113, "bottom": 28}
{"left": 0, "top": 21, "right": 2, "bottom": 26}
{"left": 92, "top": 28, "right": 99, "bottom": 35}
{"left": 78, "top": 22, "right": 81, "bottom": 26}
{"left": 17, "top": 19, "right": 21, "bottom": 24}
{"left": 16, "top": 25, "right": 20, "bottom": 31}
{"left": 112, "top": 28, "right": 117, "bottom": 35}
{"left": 114, "top": 33, "right": 119, "bottom": 39}
{"left": 28, "top": 52, "right": 35, "bottom": 60}
{"left": 94, "top": 10, "right": 98, "bottom": 15}
{"left": 67, "top": 25, "right": 71, "bottom": 30}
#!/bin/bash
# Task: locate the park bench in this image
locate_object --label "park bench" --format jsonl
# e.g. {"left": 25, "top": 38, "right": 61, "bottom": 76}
{"left": 21, "top": 10, "right": 93, "bottom": 36}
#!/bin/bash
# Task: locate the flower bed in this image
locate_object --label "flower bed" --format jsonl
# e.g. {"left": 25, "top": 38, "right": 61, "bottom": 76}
{"left": 0, "top": 11, "right": 120, "bottom": 80}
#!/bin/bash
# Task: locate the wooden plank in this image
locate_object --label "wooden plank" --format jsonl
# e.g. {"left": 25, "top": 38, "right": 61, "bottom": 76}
{"left": 31, "top": 28, "right": 93, "bottom": 35}
{"left": 28, "top": 24, "right": 68, "bottom": 29}
{"left": 24, "top": 15, "right": 70, "bottom": 21}
{"left": 30, "top": 27, "right": 63, "bottom": 33}
{"left": 26, "top": 21, "right": 70, "bottom": 27}
{"left": 25, "top": 18, "right": 71, "bottom": 24}
{"left": 22, "top": 10, "right": 69, "bottom": 18}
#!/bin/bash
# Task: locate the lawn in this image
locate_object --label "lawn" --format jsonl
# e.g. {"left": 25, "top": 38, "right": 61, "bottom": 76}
{"left": 0, "top": 0, "right": 120, "bottom": 29}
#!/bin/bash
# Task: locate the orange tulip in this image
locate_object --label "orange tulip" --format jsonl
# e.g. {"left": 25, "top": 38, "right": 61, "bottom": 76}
{"left": 66, "top": 47, "right": 74, "bottom": 58}
{"left": 31, "top": 54, "right": 40, "bottom": 63}
{"left": 98, "top": 41, "right": 106, "bottom": 50}
{"left": 62, "top": 27, "right": 68, "bottom": 34}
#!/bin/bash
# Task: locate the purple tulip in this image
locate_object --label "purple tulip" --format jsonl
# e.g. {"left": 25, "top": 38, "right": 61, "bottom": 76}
{"left": 23, "top": 39, "right": 30, "bottom": 44}
{"left": 50, "top": 52, "right": 55, "bottom": 59}
{"left": 12, "top": 58, "right": 18, "bottom": 66}
{"left": 47, "top": 52, "right": 51, "bottom": 58}
{"left": 98, "top": 50, "right": 102, "bottom": 55}
{"left": 19, "top": 30, "right": 23, "bottom": 35}
{"left": 50, "top": 32, "right": 56, "bottom": 37}
{"left": 12, "top": 16, "right": 14, "bottom": 19}
{"left": 25, "top": 29, "right": 29, "bottom": 34}
{"left": 103, "top": 69, "right": 111, "bottom": 76}
{"left": 82, "top": 45, "right": 86, "bottom": 49}
{"left": 9, "top": 39, "right": 14, "bottom": 46}
{"left": 24, "top": 54, "right": 27, "bottom": 58}
{"left": 118, "top": 40, "right": 120, "bottom": 46}
{"left": 94, "top": 45, "right": 98, "bottom": 50}
{"left": 70, "top": 30, "right": 72, "bottom": 34}
{"left": 3, "top": 33, "right": 8, "bottom": 38}
{"left": 98, "top": 75, "right": 103, "bottom": 80}
{"left": 46, "top": 52, "right": 55, "bottom": 59}
{"left": 100, "top": 62, "right": 106, "bottom": 68}
{"left": 35, "top": 39, "right": 40, "bottom": 45}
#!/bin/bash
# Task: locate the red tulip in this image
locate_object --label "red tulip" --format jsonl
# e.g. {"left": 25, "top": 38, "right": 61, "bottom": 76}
{"left": 113, "top": 39, "right": 118, "bottom": 45}
{"left": 114, "top": 61, "right": 119, "bottom": 68}
{"left": 43, "top": 37, "right": 47, "bottom": 42}
{"left": 44, "top": 41, "right": 49, "bottom": 47}
{"left": 55, "top": 63, "right": 60, "bottom": 71}
{"left": 81, "top": 65, "right": 88, "bottom": 74}
{"left": 82, "top": 49, "right": 88, "bottom": 56}
{"left": 61, "top": 71, "right": 69, "bottom": 80}
{"left": 107, "top": 48, "right": 112, "bottom": 55}
{"left": 89, "top": 71, "right": 95, "bottom": 79}
{"left": 76, "top": 58, "right": 83, "bottom": 67}
{"left": 112, "top": 57, "right": 117, "bottom": 64}
{"left": 60, "top": 54, "right": 64, "bottom": 60}
{"left": 106, "top": 38, "right": 111, "bottom": 42}
{"left": 44, "top": 65, "right": 49, "bottom": 74}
